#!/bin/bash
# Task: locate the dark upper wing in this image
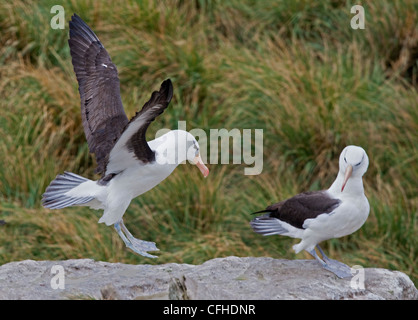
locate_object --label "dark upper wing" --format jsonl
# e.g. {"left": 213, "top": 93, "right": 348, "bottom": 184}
{"left": 68, "top": 14, "right": 129, "bottom": 175}
{"left": 105, "top": 79, "right": 173, "bottom": 174}
{"left": 264, "top": 191, "right": 341, "bottom": 229}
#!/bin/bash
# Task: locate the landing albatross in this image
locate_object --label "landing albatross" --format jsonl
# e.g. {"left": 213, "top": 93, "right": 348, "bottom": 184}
{"left": 42, "top": 14, "right": 209, "bottom": 258}
{"left": 250, "top": 145, "right": 369, "bottom": 278}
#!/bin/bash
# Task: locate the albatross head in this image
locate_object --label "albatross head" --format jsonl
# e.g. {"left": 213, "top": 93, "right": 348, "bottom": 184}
{"left": 339, "top": 145, "right": 369, "bottom": 192}
{"left": 154, "top": 130, "right": 209, "bottom": 177}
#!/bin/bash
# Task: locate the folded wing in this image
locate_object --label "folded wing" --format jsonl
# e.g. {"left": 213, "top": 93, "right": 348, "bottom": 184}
{"left": 251, "top": 191, "right": 341, "bottom": 235}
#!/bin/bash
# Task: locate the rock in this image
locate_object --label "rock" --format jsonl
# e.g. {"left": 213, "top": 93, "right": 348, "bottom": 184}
{"left": 0, "top": 256, "right": 416, "bottom": 300}
{"left": 169, "top": 256, "right": 418, "bottom": 300}
{"left": 0, "top": 259, "right": 193, "bottom": 300}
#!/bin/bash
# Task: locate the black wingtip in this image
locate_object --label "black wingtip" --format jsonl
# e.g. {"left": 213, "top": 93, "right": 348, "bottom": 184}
{"left": 250, "top": 209, "right": 272, "bottom": 215}
{"left": 69, "top": 13, "right": 82, "bottom": 25}
{"left": 69, "top": 13, "right": 82, "bottom": 32}
{"left": 68, "top": 13, "right": 101, "bottom": 47}
{"left": 161, "top": 79, "right": 173, "bottom": 103}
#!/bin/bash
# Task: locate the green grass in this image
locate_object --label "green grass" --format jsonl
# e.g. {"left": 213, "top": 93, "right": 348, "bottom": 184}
{"left": 0, "top": 0, "right": 416, "bottom": 287}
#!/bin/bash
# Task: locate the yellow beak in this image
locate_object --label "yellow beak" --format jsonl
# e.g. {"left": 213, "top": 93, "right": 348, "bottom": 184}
{"left": 341, "top": 165, "right": 353, "bottom": 192}
{"left": 193, "top": 154, "right": 209, "bottom": 178}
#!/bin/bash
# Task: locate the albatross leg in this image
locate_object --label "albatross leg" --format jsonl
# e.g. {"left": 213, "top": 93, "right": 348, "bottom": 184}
{"left": 316, "top": 245, "right": 352, "bottom": 278}
{"left": 114, "top": 220, "right": 159, "bottom": 258}
{"left": 120, "top": 220, "right": 160, "bottom": 254}
{"left": 306, "top": 246, "right": 352, "bottom": 279}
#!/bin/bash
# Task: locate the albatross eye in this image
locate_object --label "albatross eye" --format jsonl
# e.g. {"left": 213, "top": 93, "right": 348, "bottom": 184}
{"left": 192, "top": 140, "right": 199, "bottom": 156}
{"left": 355, "top": 162, "right": 361, "bottom": 167}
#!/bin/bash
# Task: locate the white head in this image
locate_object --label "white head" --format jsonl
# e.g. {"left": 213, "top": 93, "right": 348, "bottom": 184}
{"left": 153, "top": 130, "right": 209, "bottom": 177}
{"left": 339, "top": 145, "right": 369, "bottom": 192}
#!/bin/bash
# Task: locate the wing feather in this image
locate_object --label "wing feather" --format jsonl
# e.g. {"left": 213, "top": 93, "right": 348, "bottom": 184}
{"left": 68, "top": 14, "right": 129, "bottom": 175}
{"left": 255, "top": 191, "right": 341, "bottom": 229}
{"left": 105, "top": 79, "right": 173, "bottom": 174}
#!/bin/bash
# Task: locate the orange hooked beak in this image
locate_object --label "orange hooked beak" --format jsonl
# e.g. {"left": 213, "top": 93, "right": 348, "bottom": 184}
{"left": 194, "top": 154, "right": 209, "bottom": 178}
{"left": 341, "top": 164, "right": 353, "bottom": 192}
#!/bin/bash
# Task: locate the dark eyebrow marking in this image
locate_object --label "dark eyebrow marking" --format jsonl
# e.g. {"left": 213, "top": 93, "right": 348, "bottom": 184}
{"left": 355, "top": 153, "right": 365, "bottom": 166}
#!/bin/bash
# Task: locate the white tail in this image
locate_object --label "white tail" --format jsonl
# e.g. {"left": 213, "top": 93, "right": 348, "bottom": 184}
{"left": 42, "top": 172, "right": 95, "bottom": 209}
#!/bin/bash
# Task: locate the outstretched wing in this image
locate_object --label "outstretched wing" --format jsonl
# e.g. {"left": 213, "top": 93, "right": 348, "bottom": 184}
{"left": 68, "top": 14, "right": 129, "bottom": 175}
{"left": 105, "top": 79, "right": 173, "bottom": 175}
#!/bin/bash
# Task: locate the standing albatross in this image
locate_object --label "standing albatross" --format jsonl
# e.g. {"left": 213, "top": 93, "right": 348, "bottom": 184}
{"left": 42, "top": 14, "right": 209, "bottom": 258}
{"left": 250, "top": 145, "right": 369, "bottom": 278}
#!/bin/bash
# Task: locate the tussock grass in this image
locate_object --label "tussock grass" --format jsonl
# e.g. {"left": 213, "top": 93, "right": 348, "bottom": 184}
{"left": 0, "top": 0, "right": 416, "bottom": 285}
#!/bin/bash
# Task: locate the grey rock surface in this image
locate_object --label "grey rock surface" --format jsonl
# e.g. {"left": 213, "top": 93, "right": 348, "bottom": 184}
{"left": 0, "top": 256, "right": 416, "bottom": 300}
{"left": 169, "top": 256, "right": 418, "bottom": 300}
{"left": 0, "top": 258, "right": 192, "bottom": 300}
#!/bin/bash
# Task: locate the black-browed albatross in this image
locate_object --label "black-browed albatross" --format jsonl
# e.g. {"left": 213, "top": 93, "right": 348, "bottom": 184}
{"left": 42, "top": 14, "right": 209, "bottom": 258}
{"left": 250, "top": 145, "right": 369, "bottom": 278}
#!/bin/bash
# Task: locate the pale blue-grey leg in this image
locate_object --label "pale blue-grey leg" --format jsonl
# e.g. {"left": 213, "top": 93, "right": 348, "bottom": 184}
{"left": 120, "top": 220, "right": 159, "bottom": 256}
{"left": 114, "top": 220, "right": 159, "bottom": 258}
{"left": 316, "top": 245, "right": 352, "bottom": 278}
{"left": 306, "top": 246, "right": 352, "bottom": 279}
{"left": 307, "top": 248, "right": 327, "bottom": 266}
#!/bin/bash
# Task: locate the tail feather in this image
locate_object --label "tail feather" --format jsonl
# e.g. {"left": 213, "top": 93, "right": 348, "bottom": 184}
{"left": 42, "top": 172, "right": 95, "bottom": 209}
{"left": 250, "top": 214, "right": 288, "bottom": 236}
{"left": 251, "top": 209, "right": 273, "bottom": 215}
